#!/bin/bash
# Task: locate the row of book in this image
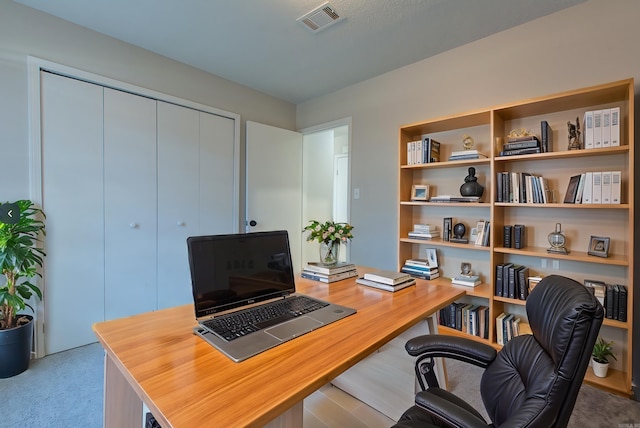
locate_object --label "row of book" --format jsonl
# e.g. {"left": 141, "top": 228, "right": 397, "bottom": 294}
{"left": 496, "top": 312, "right": 532, "bottom": 346}
{"left": 495, "top": 263, "right": 531, "bottom": 301}
{"left": 471, "top": 219, "right": 490, "bottom": 247}
{"left": 583, "top": 108, "right": 621, "bottom": 149}
{"left": 563, "top": 171, "right": 621, "bottom": 204}
{"left": 406, "top": 136, "right": 441, "bottom": 165}
{"left": 301, "top": 262, "right": 358, "bottom": 283}
{"left": 584, "top": 279, "right": 628, "bottom": 322}
{"left": 355, "top": 270, "right": 415, "bottom": 292}
{"left": 498, "top": 121, "right": 553, "bottom": 156}
{"left": 503, "top": 224, "right": 525, "bottom": 249}
{"left": 439, "top": 302, "right": 489, "bottom": 339}
{"left": 496, "top": 171, "right": 551, "bottom": 204}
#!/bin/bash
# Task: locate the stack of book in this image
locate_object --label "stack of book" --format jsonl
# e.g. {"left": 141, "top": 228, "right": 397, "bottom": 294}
{"left": 448, "top": 149, "right": 488, "bottom": 161}
{"left": 496, "top": 171, "right": 551, "bottom": 204}
{"left": 301, "top": 262, "right": 358, "bottom": 283}
{"left": 451, "top": 274, "right": 481, "bottom": 287}
{"left": 356, "top": 270, "right": 416, "bottom": 292}
{"left": 494, "top": 263, "right": 530, "bottom": 299}
{"left": 400, "top": 258, "right": 440, "bottom": 280}
{"left": 407, "top": 224, "right": 440, "bottom": 240}
{"left": 583, "top": 279, "right": 628, "bottom": 321}
{"left": 583, "top": 108, "right": 620, "bottom": 149}
{"left": 499, "top": 135, "right": 542, "bottom": 157}
{"left": 406, "top": 136, "right": 441, "bottom": 165}
{"left": 439, "top": 302, "right": 489, "bottom": 339}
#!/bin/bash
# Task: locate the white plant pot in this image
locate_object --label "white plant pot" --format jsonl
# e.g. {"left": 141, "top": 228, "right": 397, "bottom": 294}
{"left": 592, "top": 358, "right": 609, "bottom": 378}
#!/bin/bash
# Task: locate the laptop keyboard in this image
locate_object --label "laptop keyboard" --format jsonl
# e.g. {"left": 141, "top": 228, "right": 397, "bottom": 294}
{"left": 203, "top": 295, "right": 329, "bottom": 342}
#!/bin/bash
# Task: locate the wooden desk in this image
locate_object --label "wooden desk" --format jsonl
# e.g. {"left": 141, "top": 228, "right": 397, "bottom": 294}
{"left": 93, "top": 271, "right": 464, "bottom": 428}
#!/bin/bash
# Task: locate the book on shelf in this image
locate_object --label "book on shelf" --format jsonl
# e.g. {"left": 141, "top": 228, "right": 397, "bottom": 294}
{"left": 601, "top": 171, "right": 612, "bottom": 204}
{"left": 583, "top": 110, "right": 594, "bottom": 149}
{"left": 582, "top": 171, "right": 593, "bottom": 203}
{"left": 304, "top": 262, "right": 357, "bottom": 275}
{"left": 592, "top": 172, "right": 602, "bottom": 203}
{"left": 451, "top": 274, "right": 481, "bottom": 287}
{"left": 593, "top": 109, "right": 602, "bottom": 149}
{"left": 611, "top": 171, "right": 621, "bottom": 204}
{"left": 499, "top": 147, "right": 541, "bottom": 157}
{"left": 356, "top": 277, "right": 416, "bottom": 292}
{"left": 401, "top": 266, "right": 440, "bottom": 280}
{"left": 563, "top": 174, "right": 582, "bottom": 203}
{"left": 421, "top": 136, "right": 441, "bottom": 163}
{"left": 540, "top": 121, "right": 552, "bottom": 153}
{"left": 513, "top": 224, "right": 525, "bottom": 249}
{"left": 611, "top": 107, "right": 620, "bottom": 146}
{"left": 412, "top": 223, "right": 438, "bottom": 232}
{"left": 363, "top": 270, "right": 411, "bottom": 285}
{"left": 448, "top": 150, "right": 488, "bottom": 161}
{"left": 503, "top": 137, "right": 540, "bottom": 151}
{"left": 602, "top": 109, "right": 611, "bottom": 147}
{"left": 301, "top": 268, "right": 358, "bottom": 283}
{"left": 408, "top": 230, "right": 440, "bottom": 239}
{"left": 404, "top": 258, "right": 438, "bottom": 268}
{"left": 430, "top": 195, "right": 480, "bottom": 203}
{"left": 443, "top": 217, "right": 452, "bottom": 241}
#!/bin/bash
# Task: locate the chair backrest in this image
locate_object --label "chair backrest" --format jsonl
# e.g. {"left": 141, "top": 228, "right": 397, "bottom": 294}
{"left": 480, "top": 275, "right": 604, "bottom": 427}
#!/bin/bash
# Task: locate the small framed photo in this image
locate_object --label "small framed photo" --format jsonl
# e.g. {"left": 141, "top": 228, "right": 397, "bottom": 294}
{"left": 411, "top": 185, "right": 430, "bottom": 201}
{"left": 425, "top": 248, "right": 438, "bottom": 267}
{"left": 588, "top": 236, "right": 610, "bottom": 258}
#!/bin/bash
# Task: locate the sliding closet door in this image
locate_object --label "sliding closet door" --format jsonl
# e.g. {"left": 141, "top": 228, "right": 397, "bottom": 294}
{"left": 103, "top": 88, "right": 157, "bottom": 320}
{"left": 157, "top": 102, "right": 200, "bottom": 309}
{"left": 41, "top": 72, "right": 105, "bottom": 354}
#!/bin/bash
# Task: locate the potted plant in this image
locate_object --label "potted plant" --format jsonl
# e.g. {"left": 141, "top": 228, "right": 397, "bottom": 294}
{"left": 303, "top": 220, "right": 353, "bottom": 266}
{"left": 0, "top": 200, "right": 46, "bottom": 378}
{"left": 592, "top": 336, "right": 617, "bottom": 378}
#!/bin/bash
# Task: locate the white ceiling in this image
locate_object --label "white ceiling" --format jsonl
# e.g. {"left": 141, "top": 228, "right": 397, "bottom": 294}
{"left": 15, "top": 0, "right": 586, "bottom": 104}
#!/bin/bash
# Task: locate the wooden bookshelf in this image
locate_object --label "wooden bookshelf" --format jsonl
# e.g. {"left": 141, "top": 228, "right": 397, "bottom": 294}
{"left": 398, "top": 79, "right": 634, "bottom": 397}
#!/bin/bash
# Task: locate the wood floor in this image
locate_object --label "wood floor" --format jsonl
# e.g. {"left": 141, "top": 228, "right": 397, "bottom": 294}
{"left": 304, "top": 383, "right": 396, "bottom": 428}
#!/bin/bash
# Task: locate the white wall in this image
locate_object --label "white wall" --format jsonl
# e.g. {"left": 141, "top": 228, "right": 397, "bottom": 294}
{"left": 296, "top": 0, "right": 640, "bottom": 271}
{"left": 0, "top": 0, "right": 296, "bottom": 221}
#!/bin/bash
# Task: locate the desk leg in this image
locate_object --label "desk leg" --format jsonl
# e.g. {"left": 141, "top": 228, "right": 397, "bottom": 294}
{"left": 104, "top": 352, "right": 143, "bottom": 428}
{"left": 262, "top": 401, "right": 303, "bottom": 428}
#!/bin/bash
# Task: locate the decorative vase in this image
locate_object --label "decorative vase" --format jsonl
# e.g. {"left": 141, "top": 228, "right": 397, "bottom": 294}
{"left": 460, "top": 167, "right": 484, "bottom": 197}
{"left": 319, "top": 241, "right": 340, "bottom": 266}
{"left": 592, "top": 358, "right": 609, "bottom": 378}
{"left": 0, "top": 315, "right": 34, "bottom": 378}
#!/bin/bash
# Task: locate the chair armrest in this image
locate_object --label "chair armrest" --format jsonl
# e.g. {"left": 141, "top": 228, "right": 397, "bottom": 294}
{"left": 405, "top": 335, "right": 497, "bottom": 369}
{"left": 414, "top": 388, "right": 490, "bottom": 428}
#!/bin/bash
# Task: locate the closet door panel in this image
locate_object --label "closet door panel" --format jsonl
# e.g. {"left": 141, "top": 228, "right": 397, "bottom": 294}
{"left": 157, "top": 102, "right": 199, "bottom": 309}
{"left": 199, "top": 112, "right": 236, "bottom": 234}
{"left": 41, "top": 72, "right": 105, "bottom": 354}
{"left": 104, "top": 88, "right": 157, "bottom": 319}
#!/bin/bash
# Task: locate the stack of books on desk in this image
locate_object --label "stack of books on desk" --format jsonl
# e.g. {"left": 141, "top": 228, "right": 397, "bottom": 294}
{"left": 401, "top": 258, "right": 440, "bottom": 280}
{"left": 356, "top": 270, "right": 416, "bottom": 292}
{"left": 301, "top": 262, "right": 358, "bottom": 283}
{"left": 407, "top": 224, "right": 440, "bottom": 240}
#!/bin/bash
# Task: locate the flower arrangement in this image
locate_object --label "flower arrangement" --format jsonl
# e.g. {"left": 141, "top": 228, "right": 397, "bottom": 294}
{"left": 303, "top": 220, "right": 354, "bottom": 245}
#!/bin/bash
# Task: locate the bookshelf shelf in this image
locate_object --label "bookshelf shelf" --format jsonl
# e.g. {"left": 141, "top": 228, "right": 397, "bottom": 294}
{"left": 398, "top": 78, "right": 634, "bottom": 396}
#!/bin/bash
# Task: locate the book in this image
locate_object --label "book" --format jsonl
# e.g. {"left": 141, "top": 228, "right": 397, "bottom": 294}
{"left": 499, "top": 147, "right": 541, "bottom": 157}
{"left": 408, "top": 231, "right": 440, "bottom": 239}
{"left": 363, "top": 270, "right": 411, "bottom": 285}
{"left": 593, "top": 110, "right": 602, "bottom": 148}
{"left": 584, "top": 110, "right": 594, "bottom": 149}
{"left": 413, "top": 224, "right": 438, "bottom": 232}
{"left": 503, "top": 137, "right": 540, "bottom": 151}
{"left": 422, "top": 136, "right": 441, "bottom": 163}
{"left": 301, "top": 268, "right": 358, "bottom": 283}
{"left": 540, "top": 120, "right": 552, "bottom": 153}
{"left": 356, "top": 277, "right": 415, "bottom": 292}
{"left": 448, "top": 153, "right": 488, "bottom": 161}
{"left": 503, "top": 225, "right": 513, "bottom": 248}
{"left": 451, "top": 275, "right": 481, "bottom": 287}
{"left": 582, "top": 171, "right": 593, "bottom": 204}
{"left": 563, "top": 174, "right": 581, "bottom": 203}
{"left": 574, "top": 173, "right": 586, "bottom": 204}
{"left": 496, "top": 313, "right": 507, "bottom": 345}
{"left": 514, "top": 224, "right": 525, "bottom": 249}
{"left": 401, "top": 267, "right": 440, "bottom": 280}
{"left": 517, "top": 266, "right": 529, "bottom": 300}
{"left": 618, "top": 285, "right": 628, "bottom": 322}
{"left": 601, "top": 171, "right": 612, "bottom": 204}
{"left": 495, "top": 263, "right": 505, "bottom": 297}
{"left": 605, "top": 283, "right": 614, "bottom": 319}
{"left": 610, "top": 107, "right": 620, "bottom": 146}
{"left": 400, "top": 264, "right": 438, "bottom": 273}
{"left": 602, "top": 108, "right": 611, "bottom": 147}
{"left": 611, "top": 171, "right": 621, "bottom": 204}
{"left": 592, "top": 172, "right": 602, "bottom": 204}
{"left": 443, "top": 217, "right": 452, "bottom": 241}
{"left": 304, "top": 262, "right": 357, "bottom": 275}
{"left": 506, "top": 135, "right": 540, "bottom": 143}
{"left": 404, "top": 258, "right": 437, "bottom": 268}
{"left": 430, "top": 195, "right": 480, "bottom": 203}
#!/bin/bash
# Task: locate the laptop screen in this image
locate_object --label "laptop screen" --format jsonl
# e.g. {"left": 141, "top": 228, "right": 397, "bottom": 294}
{"left": 187, "top": 230, "right": 296, "bottom": 318}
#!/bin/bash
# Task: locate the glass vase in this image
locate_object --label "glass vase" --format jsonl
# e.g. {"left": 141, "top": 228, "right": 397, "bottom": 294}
{"left": 319, "top": 241, "right": 340, "bottom": 266}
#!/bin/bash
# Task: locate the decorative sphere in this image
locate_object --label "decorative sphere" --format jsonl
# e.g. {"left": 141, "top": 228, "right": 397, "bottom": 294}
{"left": 453, "top": 223, "right": 466, "bottom": 239}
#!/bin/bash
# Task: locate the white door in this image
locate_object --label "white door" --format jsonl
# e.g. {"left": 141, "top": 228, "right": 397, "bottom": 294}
{"left": 246, "top": 121, "right": 303, "bottom": 273}
{"left": 103, "top": 88, "right": 157, "bottom": 320}
{"left": 41, "top": 72, "right": 105, "bottom": 354}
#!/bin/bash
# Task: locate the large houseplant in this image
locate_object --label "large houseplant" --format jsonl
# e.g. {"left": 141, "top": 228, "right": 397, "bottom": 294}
{"left": 0, "top": 200, "right": 46, "bottom": 377}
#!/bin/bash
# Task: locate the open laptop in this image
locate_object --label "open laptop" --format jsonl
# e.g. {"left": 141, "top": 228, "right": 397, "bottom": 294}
{"left": 187, "top": 230, "right": 357, "bottom": 362}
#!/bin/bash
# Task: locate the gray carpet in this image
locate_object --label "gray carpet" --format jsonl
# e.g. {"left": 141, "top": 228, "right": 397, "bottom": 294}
{"left": 1, "top": 342, "right": 639, "bottom": 427}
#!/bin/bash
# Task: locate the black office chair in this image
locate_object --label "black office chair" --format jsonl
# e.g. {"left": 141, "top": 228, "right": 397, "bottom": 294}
{"left": 392, "top": 274, "right": 604, "bottom": 428}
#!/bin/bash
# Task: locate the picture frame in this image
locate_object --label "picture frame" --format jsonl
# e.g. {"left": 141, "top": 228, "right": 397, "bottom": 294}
{"left": 425, "top": 248, "right": 438, "bottom": 267}
{"left": 411, "top": 184, "right": 430, "bottom": 201}
{"left": 587, "top": 236, "right": 610, "bottom": 258}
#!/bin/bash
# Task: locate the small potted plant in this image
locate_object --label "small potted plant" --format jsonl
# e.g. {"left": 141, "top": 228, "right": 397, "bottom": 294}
{"left": 303, "top": 220, "right": 353, "bottom": 266}
{"left": 0, "top": 200, "right": 46, "bottom": 378}
{"left": 591, "top": 336, "right": 617, "bottom": 378}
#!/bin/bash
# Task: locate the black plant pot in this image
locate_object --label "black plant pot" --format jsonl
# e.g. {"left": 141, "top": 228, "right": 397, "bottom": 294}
{"left": 0, "top": 315, "right": 34, "bottom": 378}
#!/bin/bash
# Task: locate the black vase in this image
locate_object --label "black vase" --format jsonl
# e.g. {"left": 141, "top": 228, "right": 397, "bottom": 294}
{"left": 0, "top": 315, "right": 34, "bottom": 378}
{"left": 460, "top": 167, "right": 484, "bottom": 197}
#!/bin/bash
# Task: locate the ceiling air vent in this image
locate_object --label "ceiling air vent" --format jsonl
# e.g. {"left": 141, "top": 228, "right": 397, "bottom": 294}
{"left": 297, "top": 2, "right": 344, "bottom": 33}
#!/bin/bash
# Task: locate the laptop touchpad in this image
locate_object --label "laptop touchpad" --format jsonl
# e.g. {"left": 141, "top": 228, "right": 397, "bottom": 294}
{"left": 265, "top": 316, "right": 323, "bottom": 341}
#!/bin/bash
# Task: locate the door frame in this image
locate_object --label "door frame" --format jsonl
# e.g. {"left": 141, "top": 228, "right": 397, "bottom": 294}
{"left": 299, "top": 117, "right": 352, "bottom": 262}
{"left": 27, "top": 56, "right": 241, "bottom": 357}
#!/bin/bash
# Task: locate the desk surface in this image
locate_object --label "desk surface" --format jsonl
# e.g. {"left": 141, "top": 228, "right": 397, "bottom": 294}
{"left": 93, "top": 269, "right": 464, "bottom": 427}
